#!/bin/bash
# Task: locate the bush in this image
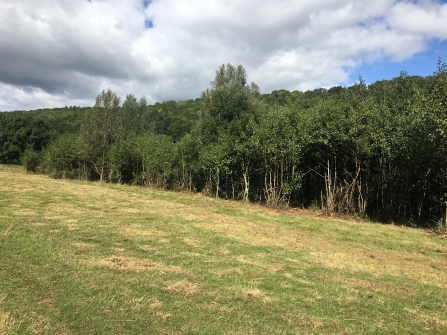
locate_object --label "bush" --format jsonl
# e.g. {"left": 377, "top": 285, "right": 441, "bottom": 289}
{"left": 21, "top": 147, "right": 41, "bottom": 173}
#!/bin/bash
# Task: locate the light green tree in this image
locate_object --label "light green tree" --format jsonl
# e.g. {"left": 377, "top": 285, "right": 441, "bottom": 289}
{"left": 81, "top": 89, "right": 121, "bottom": 181}
{"left": 199, "top": 64, "right": 260, "bottom": 198}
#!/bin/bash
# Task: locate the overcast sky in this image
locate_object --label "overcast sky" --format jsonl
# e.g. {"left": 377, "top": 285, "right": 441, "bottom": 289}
{"left": 1, "top": 0, "right": 447, "bottom": 111}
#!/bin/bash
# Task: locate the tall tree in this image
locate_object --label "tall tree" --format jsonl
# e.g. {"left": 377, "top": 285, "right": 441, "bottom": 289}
{"left": 119, "top": 94, "right": 150, "bottom": 137}
{"left": 427, "top": 58, "right": 447, "bottom": 226}
{"left": 199, "top": 64, "right": 260, "bottom": 198}
{"left": 81, "top": 89, "right": 121, "bottom": 181}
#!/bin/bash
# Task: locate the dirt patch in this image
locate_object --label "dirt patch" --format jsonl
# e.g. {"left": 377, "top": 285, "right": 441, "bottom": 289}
{"left": 96, "top": 257, "right": 184, "bottom": 273}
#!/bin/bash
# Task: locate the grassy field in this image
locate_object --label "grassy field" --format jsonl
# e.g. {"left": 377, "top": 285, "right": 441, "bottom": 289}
{"left": 1, "top": 165, "right": 447, "bottom": 334}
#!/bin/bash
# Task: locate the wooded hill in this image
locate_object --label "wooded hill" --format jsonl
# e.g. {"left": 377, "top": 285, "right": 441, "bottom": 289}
{"left": 1, "top": 60, "right": 446, "bottom": 227}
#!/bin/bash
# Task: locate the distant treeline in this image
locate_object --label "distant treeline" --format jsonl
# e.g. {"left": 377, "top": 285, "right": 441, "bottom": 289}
{"left": 1, "top": 60, "right": 447, "bottom": 227}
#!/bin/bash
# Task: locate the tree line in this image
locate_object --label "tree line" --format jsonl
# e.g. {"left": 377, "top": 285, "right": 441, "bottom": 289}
{"left": 1, "top": 60, "right": 447, "bottom": 227}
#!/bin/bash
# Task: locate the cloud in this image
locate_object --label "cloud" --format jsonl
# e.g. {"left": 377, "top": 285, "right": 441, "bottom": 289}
{"left": 389, "top": 1, "right": 447, "bottom": 39}
{"left": 0, "top": 0, "right": 446, "bottom": 111}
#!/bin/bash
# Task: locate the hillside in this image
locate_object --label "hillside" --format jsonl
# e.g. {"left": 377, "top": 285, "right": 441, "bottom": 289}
{"left": 1, "top": 165, "right": 447, "bottom": 334}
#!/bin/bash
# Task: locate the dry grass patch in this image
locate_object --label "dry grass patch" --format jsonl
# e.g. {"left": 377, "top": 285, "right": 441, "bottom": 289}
{"left": 0, "top": 312, "right": 15, "bottom": 334}
{"left": 127, "top": 297, "right": 150, "bottom": 311}
{"left": 13, "top": 209, "right": 37, "bottom": 216}
{"left": 421, "top": 240, "right": 447, "bottom": 254}
{"left": 164, "top": 280, "right": 199, "bottom": 296}
{"left": 95, "top": 257, "right": 184, "bottom": 273}
{"left": 149, "top": 299, "right": 162, "bottom": 311}
{"left": 405, "top": 308, "right": 447, "bottom": 329}
{"left": 328, "top": 274, "right": 413, "bottom": 297}
{"left": 42, "top": 204, "right": 86, "bottom": 219}
{"left": 64, "top": 219, "right": 78, "bottom": 224}
{"left": 28, "top": 312, "right": 53, "bottom": 335}
{"left": 31, "top": 222, "right": 47, "bottom": 227}
{"left": 120, "top": 225, "right": 167, "bottom": 239}
{"left": 243, "top": 288, "right": 272, "bottom": 303}
{"left": 214, "top": 247, "right": 231, "bottom": 256}
{"left": 183, "top": 237, "right": 204, "bottom": 248}
{"left": 265, "top": 264, "right": 283, "bottom": 274}
{"left": 215, "top": 267, "right": 245, "bottom": 277}
{"left": 63, "top": 222, "right": 79, "bottom": 231}
{"left": 310, "top": 250, "right": 447, "bottom": 288}
{"left": 420, "top": 314, "right": 447, "bottom": 328}
{"left": 203, "top": 301, "right": 235, "bottom": 314}
{"left": 155, "top": 312, "right": 171, "bottom": 321}
{"left": 199, "top": 214, "right": 447, "bottom": 288}
{"left": 236, "top": 255, "right": 284, "bottom": 274}
{"left": 72, "top": 242, "right": 95, "bottom": 250}
{"left": 119, "top": 208, "right": 140, "bottom": 213}
{"left": 138, "top": 245, "right": 156, "bottom": 251}
{"left": 196, "top": 220, "right": 334, "bottom": 251}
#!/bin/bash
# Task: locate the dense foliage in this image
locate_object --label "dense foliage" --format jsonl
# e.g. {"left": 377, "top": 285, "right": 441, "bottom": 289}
{"left": 0, "top": 112, "right": 55, "bottom": 165}
{"left": 1, "top": 61, "right": 447, "bottom": 226}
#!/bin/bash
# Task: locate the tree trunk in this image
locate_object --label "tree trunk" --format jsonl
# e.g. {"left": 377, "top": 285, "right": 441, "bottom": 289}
{"left": 215, "top": 167, "right": 220, "bottom": 198}
{"left": 242, "top": 162, "right": 250, "bottom": 201}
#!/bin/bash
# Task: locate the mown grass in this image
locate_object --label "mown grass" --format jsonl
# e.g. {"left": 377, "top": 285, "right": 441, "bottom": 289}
{"left": 1, "top": 164, "right": 447, "bottom": 334}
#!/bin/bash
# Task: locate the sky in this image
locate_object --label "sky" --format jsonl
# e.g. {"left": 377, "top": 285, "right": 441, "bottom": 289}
{"left": 0, "top": 0, "right": 447, "bottom": 111}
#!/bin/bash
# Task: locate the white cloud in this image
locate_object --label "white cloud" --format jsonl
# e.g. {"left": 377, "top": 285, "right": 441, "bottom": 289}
{"left": 0, "top": 0, "right": 446, "bottom": 111}
{"left": 389, "top": 1, "right": 447, "bottom": 39}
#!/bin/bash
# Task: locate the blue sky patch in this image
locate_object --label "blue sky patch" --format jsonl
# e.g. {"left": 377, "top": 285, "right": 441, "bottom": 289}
{"left": 145, "top": 19, "right": 153, "bottom": 29}
{"left": 352, "top": 39, "right": 447, "bottom": 85}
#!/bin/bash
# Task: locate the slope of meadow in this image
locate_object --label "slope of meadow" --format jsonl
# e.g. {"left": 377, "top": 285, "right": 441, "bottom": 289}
{"left": 1, "top": 165, "right": 447, "bottom": 334}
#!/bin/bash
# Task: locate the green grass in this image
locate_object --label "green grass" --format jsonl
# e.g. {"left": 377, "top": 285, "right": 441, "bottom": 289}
{"left": 1, "top": 165, "right": 447, "bottom": 334}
